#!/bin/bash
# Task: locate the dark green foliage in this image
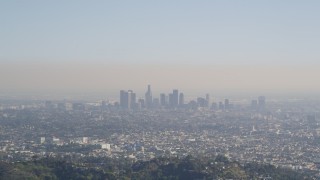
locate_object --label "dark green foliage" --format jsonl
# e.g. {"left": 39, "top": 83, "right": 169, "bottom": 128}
{"left": 244, "top": 163, "right": 311, "bottom": 180}
{"left": 0, "top": 156, "right": 314, "bottom": 180}
{"left": 131, "top": 156, "right": 206, "bottom": 180}
{"left": 0, "top": 158, "right": 116, "bottom": 180}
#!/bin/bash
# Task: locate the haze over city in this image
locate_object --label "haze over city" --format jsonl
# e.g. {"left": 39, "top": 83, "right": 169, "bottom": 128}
{"left": 1, "top": 1, "right": 320, "bottom": 98}
{"left": 1, "top": 1, "right": 320, "bottom": 179}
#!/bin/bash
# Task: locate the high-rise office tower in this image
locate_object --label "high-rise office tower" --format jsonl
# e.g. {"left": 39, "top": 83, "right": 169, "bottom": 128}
{"left": 219, "top": 101, "right": 224, "bottom": 110}
{"left": 127, "top": 90, "right": 136, "bottom": 109}
{"left": 145, "top": 85, "right": 153, "bottom": 108}
{"left": 120, "top": 90, "right": 128, "bottom": 109}
{"left": 168, "top": 93, "right": 174, "bottom": 107}
{"left": 251, "top": 100, "right": 258, "bottom": 109}
{"left": 258, "top": 96, "right": 266, "bottom": 108}
{"left": 224, "top": 99, "right": 230, "bottom": 109}
{"left": 205, "top": 94, "right": 210, "bottom": 107}
{"left": 172, "top": 89, "right": 179, "bottom": 107}
{"left": 131, "top": 91, "right": 136, "bottom": 109}
{"left": 138, "top": 98, "right": 145, "bottom": 109}
{"left": 160, "top": 93, "right": 166, "bottom": 107}
{"left": 120, "top": 90, "right": 136, "bottom": 109}
{"left": 153, "top": 98, "right": 160, "bottom": 108}
{"left": 197, "top": 97, "right": 207, "bottom": 107}
{"left": 179, "top": 93, "right": 184, "bottom": 106}
{"left": 127, "top": 90, "right": 132, "bottom": 109}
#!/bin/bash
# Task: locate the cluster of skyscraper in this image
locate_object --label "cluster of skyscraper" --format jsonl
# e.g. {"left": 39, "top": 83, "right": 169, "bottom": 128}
{"left": 119, "top": 85, "right": 266, "bottom": 111}
{"left": 119, "top": 90, "right": 136, "bottom": 109}
{"left": 119, "top": 85, "right": 186, "bottom": 110}
{"left": 251, "top": 96, "right": 266, "bottom": 109}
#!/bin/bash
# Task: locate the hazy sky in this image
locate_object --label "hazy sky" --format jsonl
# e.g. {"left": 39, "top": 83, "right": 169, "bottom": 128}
{"left": 1, "top": 1, "right": 320, "bottom": 97}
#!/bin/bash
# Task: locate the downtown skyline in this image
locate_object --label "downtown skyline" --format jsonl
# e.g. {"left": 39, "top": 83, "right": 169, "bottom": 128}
{"left": 1, "top": 1, "right": 320, "bottom": 179}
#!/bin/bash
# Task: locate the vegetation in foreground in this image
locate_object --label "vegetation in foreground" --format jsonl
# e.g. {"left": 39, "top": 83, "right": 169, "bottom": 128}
{"left": 0, "top": 155, "right": 315, "bottom": 180}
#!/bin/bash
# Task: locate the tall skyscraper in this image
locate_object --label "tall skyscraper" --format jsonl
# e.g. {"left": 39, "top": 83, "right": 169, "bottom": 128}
{"left": 258, "top": 96, "right": 266, "bottom": 108}
{"left": 153, "top": 98, "right": 160, "bottom": 108}
{"left": 172, "top": 89, "right": 179, "bottom": 107}
{"left": 160, "top": 93, "right": 166, "bottom": 107}
{"left": 131, "top": 92, "right": 136, "bottom": 108}
{"left": 138, "top": 98, "right": 145, "bottom": 109}
{"left": 168, "top": 93, "right": 174, "bottom": 107}
{"left": 219, "top": 101, "right": 224, "bottom": 110}
{"left": 179, "top": 93, "right": 184, "bottom": 107}
{"left": 127, "top": 90, "right": 132, "bottom": 109}
{"left": 120, "top": 90, "right": 128, "bottom": 109}
{"left": 205, "top": 94, "right": 210, "bottom": 107}
{"left": 224, "top": 99, "right": 230, "bottom": 110}
{"left": 145, "top": 85, "right": 153, "bottom": 108}
{"left": 251, "top": 100, "right": 258, "bottom": 109}
{"left": 128, "top": 90, "right": 136, "bottom": 109}
{"left": 120, "top": 90, "right": 136, "bottom": 109}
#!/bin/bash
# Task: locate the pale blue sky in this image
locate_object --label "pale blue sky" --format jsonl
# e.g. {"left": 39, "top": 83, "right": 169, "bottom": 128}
{"left": 1, "top": 0, "right": 320, "bottom": 65}
{"left": 0, "top": 1, "right": 320, "bottom": 96}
